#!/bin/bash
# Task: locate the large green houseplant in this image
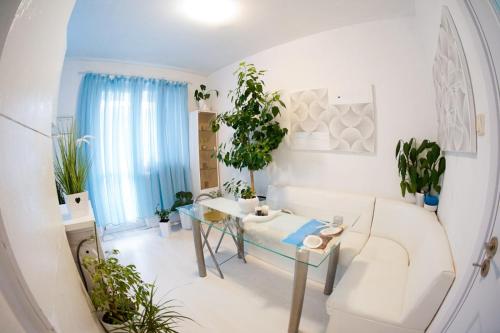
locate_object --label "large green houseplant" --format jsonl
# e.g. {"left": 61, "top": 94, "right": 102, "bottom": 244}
{"left": 396, "top": 138, "right": 446, "bottom": 209}
{"left": 54, "top": 122, "right": 91, "bottom": 218}
{"left": 211, "top": 62, "right": 288, "bottom": 194}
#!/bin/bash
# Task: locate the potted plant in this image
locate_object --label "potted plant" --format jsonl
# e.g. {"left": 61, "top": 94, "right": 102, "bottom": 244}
{"left": 170, "top": 191, "right": 194, "bottom": 230}
{"left": 395, "top": 138, "right": 425, "bottom": 204}
{"left": 82, "top": 250, "right": 149, "bottom": 332}
{"left": 54, "top": 122, "right": 91, "bottom": 218}
{"left": 396, "top": 138, "right": 446, "bottom": 209}
{"left": 224, "top": 179, "right": 258, "bottom": 213}
{"left": 124, "top": 283, "right": 190, "bottom": 333}
{"left": 419, "top": 140, "right": 446, "bottom": 211}
{"left": 194, "top": 84, "right": 219, "bottom": 111}
{"left": 83, "top": 250, "right": 190, "bottom": 332}
{"left": 211, "top": 62, "right": 288, "bottom": 194}
{"left": 155, "top": 207, "right": 172, "bottom": 237}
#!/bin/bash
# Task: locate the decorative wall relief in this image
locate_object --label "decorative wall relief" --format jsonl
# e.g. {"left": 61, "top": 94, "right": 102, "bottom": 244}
{"left": 433, "top": 6, "right": 476, "bottom": 153}
{"left": 286, "top": 88, "right": 375, "bottom": 153}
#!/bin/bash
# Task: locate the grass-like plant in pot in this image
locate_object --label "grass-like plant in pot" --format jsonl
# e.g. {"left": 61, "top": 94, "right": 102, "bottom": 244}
{"left": 155, "top": 207, "right": 172, "bottom": 237}
{"left": 54, "top": 122, "right": 91, "bottom": 218}
{"left": 83, "top": 250, "right": 189, "bottom": 332}
{"left": 194, "top": 84, "right": 219, "bottom": 111}
{"left": 396, "top": 138, "right": 446, "bottom": 209}
{"left": 211, "top": 62, "right": 288, "bottom": 194}
{"left": 224, "top": 179, "right": 257, "bottom": 213}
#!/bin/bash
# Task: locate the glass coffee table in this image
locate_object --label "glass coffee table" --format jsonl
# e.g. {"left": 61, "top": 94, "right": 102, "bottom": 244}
{"left": 178, "top": 197, "right": 359, "bottom": 333}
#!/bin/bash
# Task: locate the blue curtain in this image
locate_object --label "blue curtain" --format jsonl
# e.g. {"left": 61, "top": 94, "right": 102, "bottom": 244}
{"left": 76, "top": 73, "right": 191, "bottom": 228}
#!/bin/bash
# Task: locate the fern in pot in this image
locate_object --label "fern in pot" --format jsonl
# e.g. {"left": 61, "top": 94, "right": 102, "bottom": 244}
{"left": 54, "top": 123, "right": 91, "bottom": 218}
{"left": 170, "top": 191, "right": 194, "bottom": 230}
{"left": 224, "top": 179, "right": 257, "bottom": 213}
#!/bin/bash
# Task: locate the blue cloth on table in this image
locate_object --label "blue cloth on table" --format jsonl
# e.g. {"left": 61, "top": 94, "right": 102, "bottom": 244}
{"left": 282, "top": 219, "right": 323, "bottom": 247}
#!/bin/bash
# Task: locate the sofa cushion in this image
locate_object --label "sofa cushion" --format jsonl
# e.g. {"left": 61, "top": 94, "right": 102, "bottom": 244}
{"left": 327, "top": 255, "right": 408, "bottom": 325}
{"left": 357, "top": 236, "right": 409, "bottom": 266}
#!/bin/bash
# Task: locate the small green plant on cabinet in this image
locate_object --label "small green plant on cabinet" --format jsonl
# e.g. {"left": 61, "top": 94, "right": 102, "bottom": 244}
{"left": 170, "top": 191, "right": 194, "bottom": 211}
{"left": 194, "top": 84, "right": 219, "bottom": 101}
{"left": 155, "top": 206, "right": 171, "bottom": 222}
{"left": 223, "top": 179, "right": 256, "bottom": 199}
{"left": 54, "top": 122, "right": 91, "bottom": 195}
{"left": 211, "top": 62, "right": 288, "bottom": 192}
{"left": 395, "top": 138, "right": 446, "bottom": 196}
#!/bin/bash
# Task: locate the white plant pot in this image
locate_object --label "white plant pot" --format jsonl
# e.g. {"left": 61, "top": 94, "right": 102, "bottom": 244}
{"left": 198, "top": 99, "right": 210, "bottom": 111}
{"left": 238, "top": 197, "right": 259, "bottom": 214}
{"left": 100, "top": 313, "right": 128, "bottom": 333}
{"left": 403, "top": 193, "right": 416, "bottom": 204}
{"left": 424, "top": 204, "right": 438, "bottom": 212}
{"left": 169, "top": 211, "right": 181, "bottom": 225}
{"left": 415, "top": 192, "right": 425, "bottom": 207}
{"left": 180, "top": 213, "right": 193, "bottom": 230}
{"left": 64, "top": 191, "right": 89, "bottom": 218}
{"left": 159, "top": 222, "right": 171, "bottom": 237}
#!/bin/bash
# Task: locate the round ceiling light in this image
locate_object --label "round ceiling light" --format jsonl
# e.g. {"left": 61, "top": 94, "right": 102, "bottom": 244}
{"left": 180, "top": 0, "right": 239, "bottom": 26}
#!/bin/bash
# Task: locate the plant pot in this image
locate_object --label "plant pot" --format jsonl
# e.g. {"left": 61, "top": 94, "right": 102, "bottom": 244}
{"left": 403, "top": 193, "right": 416, "bottom": 204}
{"left": 99, "top": 313, "right": 128, "bottom": 333}
{"left": 198, "top": 99, "right": 210, "bottom": 111}
{"left": 145, "top": 215, "right": 160, "bottom": 228}
{"left": 238, "top": 197, "right": 259, "bottom": 214}
{"left": 424, "top": 204, "right": 438, "bottom": 212}
{"left": 180, "top": 213, "right": 193, "bottom": 230}
{"left": 169, "top": 211, "right": 181, "bottom": 225}
{"left": 415, "top": 192, "right": 425, "bottom": 207}
{"left": 159, "top": 222, "right": 171, "bottom": 237}
{"left": 64, "top": 191, "right": 89, "bottom": 218}
{"left": 424, "top": 194, "right": 439, "bottom": 212}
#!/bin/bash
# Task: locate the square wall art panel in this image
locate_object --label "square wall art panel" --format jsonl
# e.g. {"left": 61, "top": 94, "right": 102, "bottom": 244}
{"left": 286, "top": 87, "right": 375, "bottom": 153}
{"left": 433, "top": 6, "right": 477, "bottom": 153}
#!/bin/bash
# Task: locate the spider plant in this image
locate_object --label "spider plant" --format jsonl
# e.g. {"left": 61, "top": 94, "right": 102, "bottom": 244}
{"left": 124, "top": 283, "right": 191, "bottom": 333}
{"left": 54, "top": 123, "right": 91, "bottom": 194}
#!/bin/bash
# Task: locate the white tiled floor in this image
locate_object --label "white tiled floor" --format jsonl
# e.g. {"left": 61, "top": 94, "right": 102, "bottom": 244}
{"left": 102, "top": 225, "right": 329, "bottom": 333}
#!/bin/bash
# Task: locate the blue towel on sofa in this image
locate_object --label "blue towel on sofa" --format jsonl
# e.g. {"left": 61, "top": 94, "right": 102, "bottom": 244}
{"left": 282, "top": 219, "right": 323, "bottom": 247}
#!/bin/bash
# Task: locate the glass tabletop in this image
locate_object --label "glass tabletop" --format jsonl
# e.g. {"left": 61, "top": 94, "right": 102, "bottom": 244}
{"left": 178, "top": 198, "right": 360, "bottom": 267}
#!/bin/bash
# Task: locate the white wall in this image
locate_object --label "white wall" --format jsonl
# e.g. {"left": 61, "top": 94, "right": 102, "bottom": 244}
{"left": 57, "top": 58, "right": 207, "bottom": 120}
{"left": 413, "top": 1, "right": 497, "bottom": 332}
{"left": 0, "top": 0, "right": 102, "bottom": 331}
{"left": 208, "top": 17, "right": 437, "bottom": 198}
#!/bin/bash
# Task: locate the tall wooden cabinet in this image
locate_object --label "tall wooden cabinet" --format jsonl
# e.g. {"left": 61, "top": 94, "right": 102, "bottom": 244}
{"left": 189, "top": 110, "right": 220, "bottom": 197}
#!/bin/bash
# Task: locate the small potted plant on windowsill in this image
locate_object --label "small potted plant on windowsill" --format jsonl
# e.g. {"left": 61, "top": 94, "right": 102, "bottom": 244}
{"left": 170, "top": 191, "right": 194, "bottom": 229}
{"left": 54, "top": 122, "right": 91, "bottom": 218}
{"left": 224, "top": 179, "right": 258, "bottom": 213}
{"left": 155, "top": 207, "right": 172, "bottom": 237}
{"left": 194, "top": 84, "right": 219, "bottom": 111}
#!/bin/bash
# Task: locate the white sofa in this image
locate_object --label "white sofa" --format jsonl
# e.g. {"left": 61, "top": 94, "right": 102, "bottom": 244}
{"left": 326, "top": 197, "right": 455, "bottom": 333}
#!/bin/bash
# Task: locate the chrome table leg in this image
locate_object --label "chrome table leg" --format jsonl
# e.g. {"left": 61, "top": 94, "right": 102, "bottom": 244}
{"left": 200, "top": 224, "right": 224, "bottom": 279}
{"left": 235, "top": 217, "right": 246, "bottom": 263}
{"left": 192, "top": 219, "right": 206, "bottom": 277}
{"left": 288, "top": 248, "right": 309, "bottom": 333}
{"left": 324, "top": 244, "right": 340, "bottom": 295}
{"left": 214, "top": 223, "right": 228, "bottom": 253}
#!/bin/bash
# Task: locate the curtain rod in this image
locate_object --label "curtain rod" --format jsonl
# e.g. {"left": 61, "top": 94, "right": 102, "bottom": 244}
{"left": 77, "top": 71, "right": 192, "bottom": 85}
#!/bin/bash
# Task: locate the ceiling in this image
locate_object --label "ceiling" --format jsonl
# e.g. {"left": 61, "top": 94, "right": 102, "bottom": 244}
{"left": 66, "top": 0, "right": 414, "bottom": 75}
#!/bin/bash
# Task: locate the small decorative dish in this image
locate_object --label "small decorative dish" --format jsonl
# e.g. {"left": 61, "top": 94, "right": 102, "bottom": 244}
{"left": 320, "top": 226, "right": 343, "bottom": 237}
{"left": 303, "top": 235, "right": 323, "bottom": 249}
{"left": 243, "top": 210, "right": 281, "bottom": 223}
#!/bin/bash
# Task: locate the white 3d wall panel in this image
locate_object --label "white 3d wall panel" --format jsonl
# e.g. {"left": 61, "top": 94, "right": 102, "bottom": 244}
{"left": 433, "top": 6, "right": 477, "bottom": 153}
{"left": 287, "top": 87, "right": 375, "bottom": 153}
